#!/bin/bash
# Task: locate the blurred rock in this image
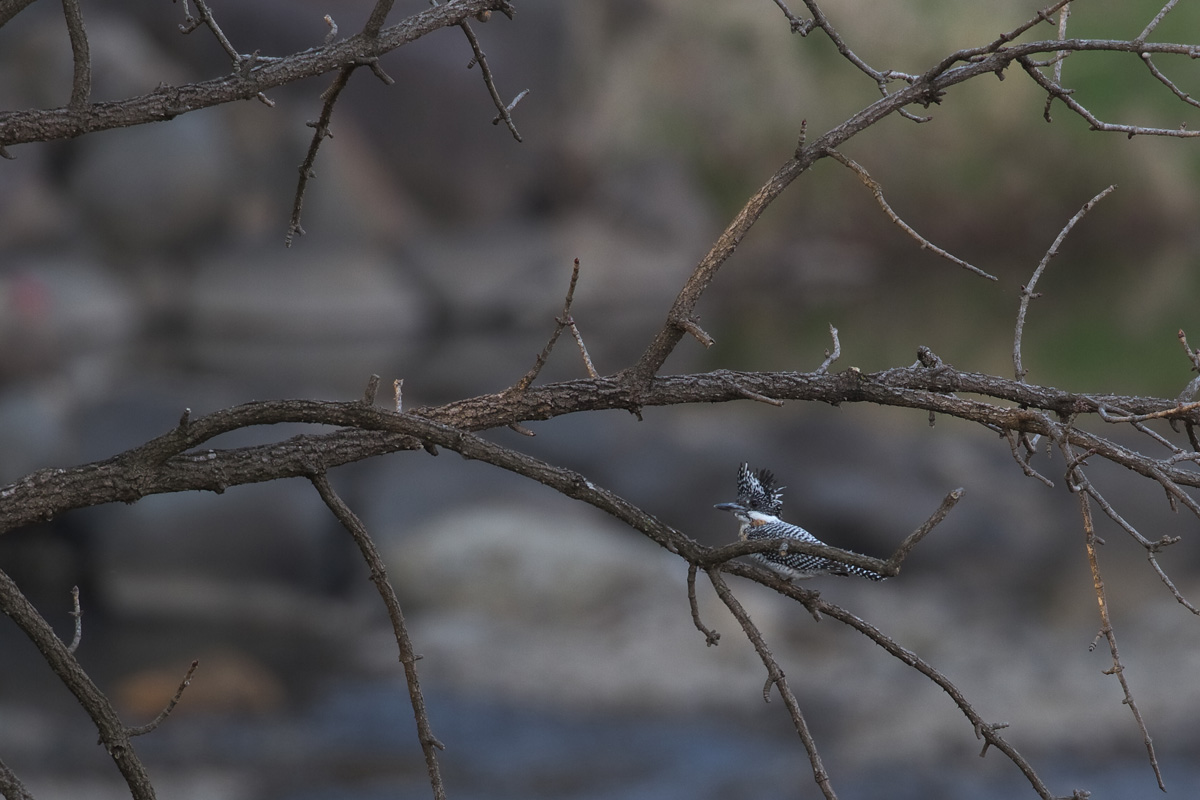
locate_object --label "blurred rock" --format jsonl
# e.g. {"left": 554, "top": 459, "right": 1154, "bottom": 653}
{"left": 186, "top": 243, "right": 430, "bottom": 386}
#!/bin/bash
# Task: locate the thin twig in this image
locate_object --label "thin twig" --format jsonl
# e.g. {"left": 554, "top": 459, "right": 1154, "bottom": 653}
{"left": 566, "top": 317, "right": 599, "bottom": 379}
{"left": 1013, "top": 184, "right": 1116, "bottom": 381}
{"left": 1080, "top": 480, "right": 1199, "bottom": 614}
{"left": 1139, "top": 53, "right": 1200, "bottom": 109}
{"left": 285, "top": 66, "right": 351, "bottom": 246}
{"left": 1060, "top": 441, "right": 1165, "bottom": 791}
{"left": 814, "top": 324, "right": 841, "bottom": 375}
{"left": 179, "top": 0, "right": 242, "bottom": 66}
{"left": 309, "top": 471, "right": 447, "bottom": 800}
{"left": 706, "top": 567, "right": 837, "bottom": 800}
{"left": 1020, "top": 56, "right": 1200, "bottom": 139}
{"left": 512, "top": 258, "right": 584, "bottom": 393}
{"left": 825, "top": 149, "right": 996, "bottom": 280}
{"left": 458, "top": 18, "right": 524, "bottom": 141}
{"left": 884, "top": 487, "right": 963, "bottom": 574}
{"left": 126, "top": 660, "right": 200, "bottom": 737}
{"left": 1136, "top": 0, "right": 1182, "bottom": 44}
{"left": 1097, "top": 400, "right": 1200, "bottom": 424}
{"left": 720, "top": 559, "right": 1058, "bottom": 800}
{"left": 1043, "top": 3, "right": 1070, "bottom": 121}
{"left": 686, "top": 564, "right": 720, "bottom": 646}
{"left": 771, "top": 0, "right": 813, "bottom": 34}
{"left": 66, "top": 585, "right": 82, "bottom": 654}
{"left": 735, "top": 385, "right": 784, "bottom": 406}
{"left": 1006, "top": 428, "right": 1056, "bottom": 488}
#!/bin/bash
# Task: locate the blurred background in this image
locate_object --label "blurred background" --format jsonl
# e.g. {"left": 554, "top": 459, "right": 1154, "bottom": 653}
{"left": 2, "top": 0, "right": 1200, "bottom": 797}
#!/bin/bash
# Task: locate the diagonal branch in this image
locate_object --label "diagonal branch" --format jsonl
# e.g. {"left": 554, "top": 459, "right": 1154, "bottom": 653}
{"left": 826, "top": 149, "right": 995, "bottom": 280}
{"left": 0, "top": 567, "right": 155, "bottom": 799}
{"left": 308, "top": 471, "right": 446, "bottom": 800}
{"left": 706, "top": 567, "right": 837, "bottom": 800}
{"left": 1059, "top": 440, "right": 1165, "bottom": 791}
{"left": 1013, "top": 185, "right": 1116, "bottom": 381}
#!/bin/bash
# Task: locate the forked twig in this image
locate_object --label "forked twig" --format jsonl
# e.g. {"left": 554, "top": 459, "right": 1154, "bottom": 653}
{"left": 511, "top": 258, "right": 590, "bottom": 393}
{"left": 719, "top": 559, "right": 1057, "bottom": 800}
{"left": 459, "top": 16, "right": 525, "bottom": 141}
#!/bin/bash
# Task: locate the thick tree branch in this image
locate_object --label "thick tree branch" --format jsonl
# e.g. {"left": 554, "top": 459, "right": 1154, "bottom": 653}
{"left": 5, "top": 363, "right": 1200, "bottom": 535}
{"left": 0, "top": 0, "right": 507, "bottom": 148}
{"left": 0, "top": 567, "right": 155, "bottom": 799}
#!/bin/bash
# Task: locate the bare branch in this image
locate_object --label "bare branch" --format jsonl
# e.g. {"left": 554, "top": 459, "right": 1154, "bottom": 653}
{"left": 60, "top": 0, "right": 91, "bottom": 110}
{"left": 66, "top": 585, "right": 82, "bottom": 654}
{"left": 1013, "top": 185, "right": 1116, "bottom": 381}
{"left": 884, "top": 487, "right": 963, "bottom": 574}
{"left": 706, "top": 567, "right": 837, "bottom": 800}
{"left": 1041, "top": 3, "right": 1070, "bottom": 121}
{"left": 0, "top": 0, "right": 504, "bottom": 148}
{"left": 1020, "top": 56, "right": 1200, "bottom": 138}
{"left": 826, "top": 149, "right": 996, "bottom": 280}
{"left": 126, "top": 660, "right": 200, "bottom": 737}
{"left": 1136, "top": 0, "right": 1183, "bottom": 44}
{"left": 0, "top": 567, "right": 155, "bottom": 798}
{"left": 178, "top": 0, "right": 243, "bottom": 67}
{"left": 814, "top": 324, "right": 841, "bottom": 376}
{"left": 720, "top": 559, "right": 1059, "bottom": 800}
{"left": 308, "top": 471, "right": 447, "bottom": 800}
{"left": 1060, "top": 440, "right": 1165, "bottom": 790}
{"left": 512, "top": 258, "right": 584, "bottom": 394}
{"left": 771, "top": 0, "right": 814, "bottom": 35}
{"left": 459, "top": 18, "right": 525, "bottom": 141}
{"left": 686, "top": 564, "right": 720, "bottom": 646}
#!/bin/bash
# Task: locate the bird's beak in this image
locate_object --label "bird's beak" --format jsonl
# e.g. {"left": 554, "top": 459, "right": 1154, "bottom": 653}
{"left": 713, "top": 502, "right": 741, "bottom": 512}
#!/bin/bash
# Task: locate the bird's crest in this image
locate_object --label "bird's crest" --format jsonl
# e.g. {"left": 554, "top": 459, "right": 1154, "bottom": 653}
{"left": 736, "top": 462, "right": 784, "bottom": 516}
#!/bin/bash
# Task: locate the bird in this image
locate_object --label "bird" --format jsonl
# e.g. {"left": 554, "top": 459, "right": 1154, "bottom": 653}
{"left": 714, "top": 463, "right": 885, "bottom": 581}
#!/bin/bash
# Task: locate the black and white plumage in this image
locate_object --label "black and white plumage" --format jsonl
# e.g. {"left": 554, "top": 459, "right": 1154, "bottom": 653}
{"left": 715, "top": 463, "right": 884, "bottom": 581}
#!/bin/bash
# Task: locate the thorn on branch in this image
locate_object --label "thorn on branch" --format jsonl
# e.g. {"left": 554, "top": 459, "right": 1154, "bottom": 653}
{"left": 66, "top": 586, "right": 82, "bottom": 654}
{"left": 735, "top": 386, "right": 784, "bottom": 407}
{"left": 508, "top": 422, "right": 536, "bottom": 437}
{"left": 362, "top": 374, "right": 380, "bottom": 405}
{"left": 458, "top": 19, "right": 524, "bottom": 141}
{"left": 323, "top": 14, "right": 338, "bottom": 45}
{"left": 676, "top": 316, "right": 714, "bottom": 348}
{"left": 814, "top": 324, "right": 840, "bottom": 375}
{"left": 393, "top": 379, "right": 403, "bottom": 413}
